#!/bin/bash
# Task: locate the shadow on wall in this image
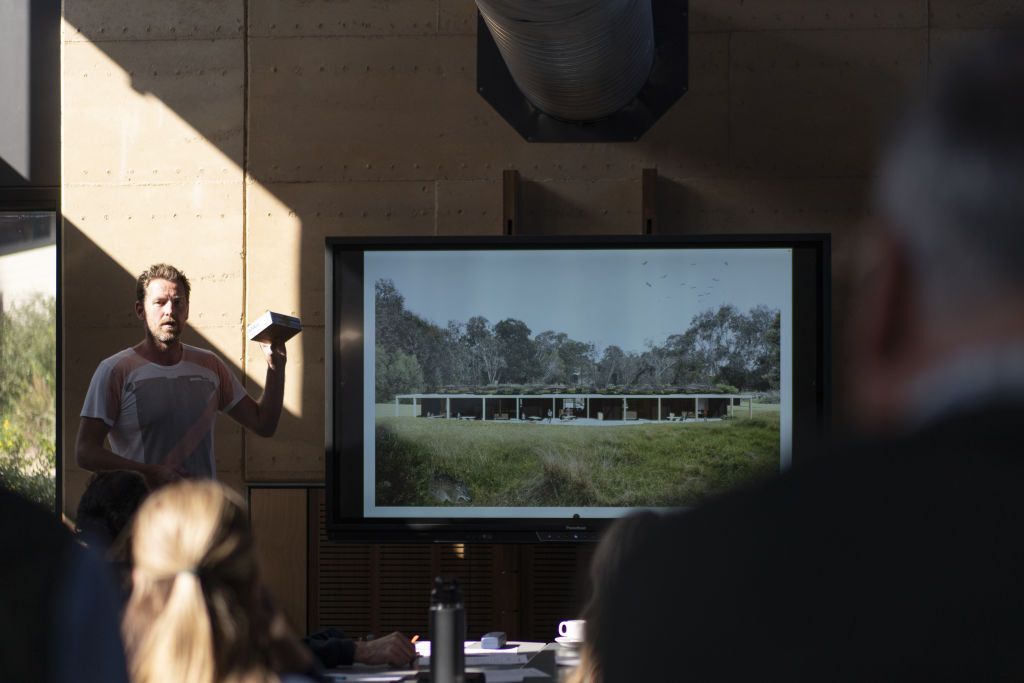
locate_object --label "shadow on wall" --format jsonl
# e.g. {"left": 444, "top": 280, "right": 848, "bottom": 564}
{"left": 635, "top": 4, "right": 922, "bottom": 181}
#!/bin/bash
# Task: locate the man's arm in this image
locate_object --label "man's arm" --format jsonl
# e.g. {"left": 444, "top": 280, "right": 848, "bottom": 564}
{"left": 227, "top": 341, "right": 286, "bottom": 437}
{"left": 74, "top": 417, "right": 185, "bottom": 489}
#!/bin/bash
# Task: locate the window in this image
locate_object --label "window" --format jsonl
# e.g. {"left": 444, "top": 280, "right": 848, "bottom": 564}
{"left": 0, "top": 213, "right": 57, "bottom": 508}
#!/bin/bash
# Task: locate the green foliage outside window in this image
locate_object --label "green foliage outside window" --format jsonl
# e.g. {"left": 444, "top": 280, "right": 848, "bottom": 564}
{"left": 0, "top": 294, "right": 56, "bottom": 509}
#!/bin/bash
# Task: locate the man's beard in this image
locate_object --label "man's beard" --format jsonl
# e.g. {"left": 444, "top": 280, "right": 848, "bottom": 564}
{"left": 148, "top": 319, "right": 182, "bottom": 345}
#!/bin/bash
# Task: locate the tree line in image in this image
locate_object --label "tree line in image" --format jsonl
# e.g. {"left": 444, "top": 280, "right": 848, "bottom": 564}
{"left": 374, "top": 279, "right": 780, "bottom": 402}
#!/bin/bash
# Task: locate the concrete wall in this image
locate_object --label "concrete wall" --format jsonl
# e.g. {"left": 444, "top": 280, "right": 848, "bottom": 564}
{"left": 59, "top": 0, "right": 1008, "bottom": 627}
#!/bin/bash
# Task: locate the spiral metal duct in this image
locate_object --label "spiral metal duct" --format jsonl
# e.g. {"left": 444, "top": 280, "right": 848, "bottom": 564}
{"left": 475, "top": 0, "right": 655, "bottom": 122}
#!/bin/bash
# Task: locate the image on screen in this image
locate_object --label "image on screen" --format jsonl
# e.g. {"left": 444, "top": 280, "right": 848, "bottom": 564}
{"left": 361, "top": 247, "right": 793, "bottom": 520}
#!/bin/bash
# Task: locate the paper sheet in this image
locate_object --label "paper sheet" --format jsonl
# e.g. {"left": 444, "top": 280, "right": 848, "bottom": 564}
{"left": 483, "top": 667, "right": 550, "bottom": 682}
{"left": 414, "top": 640, "right": 535, "bottom": 666}
{"left": 322, "top": 669, "right": 416, "bottom": 682}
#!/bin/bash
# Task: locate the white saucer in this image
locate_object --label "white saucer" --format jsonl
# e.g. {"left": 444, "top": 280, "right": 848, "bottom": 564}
{"left": 555, "top": 636, "right": 584, "bottom": 646}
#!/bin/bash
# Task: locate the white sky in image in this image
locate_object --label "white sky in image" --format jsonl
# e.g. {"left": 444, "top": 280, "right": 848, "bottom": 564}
{"left": 365, "top": 248, "right": 792, "bottom": 355}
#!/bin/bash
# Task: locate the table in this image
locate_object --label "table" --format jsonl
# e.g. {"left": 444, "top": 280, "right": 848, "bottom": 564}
{"left": 324, "top": 641, "right": 578, "bottom": 682}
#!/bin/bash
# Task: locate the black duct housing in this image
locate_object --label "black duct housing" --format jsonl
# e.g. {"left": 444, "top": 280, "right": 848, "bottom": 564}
{"left": 476, "top": 0, "right": 689, "bottom": 143}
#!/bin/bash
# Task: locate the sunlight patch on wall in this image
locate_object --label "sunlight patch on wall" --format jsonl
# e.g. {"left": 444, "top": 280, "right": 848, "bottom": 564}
{"left": 61, "top": 18, "right": 304, "bottom": 416}
{"left": 245, "top": 179, "right": 304, "bottom": 416}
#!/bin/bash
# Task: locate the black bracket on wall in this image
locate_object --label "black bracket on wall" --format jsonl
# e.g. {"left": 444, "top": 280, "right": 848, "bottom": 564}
{"left": 642, "top": 168, "right": 658, "bottom": 234}
{"left": 476, "top": 0, "right": 688, "bottom": 143}
{"left": 503, "top": 169, "right": 520, "bottom": 235}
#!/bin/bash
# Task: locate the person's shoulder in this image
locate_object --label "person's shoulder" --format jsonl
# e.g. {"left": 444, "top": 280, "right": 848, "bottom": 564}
{"left": 96, "top": 347, "right": 137, "bottom": 368}
{"left": 90, "top": 348, "right": 144, "bottom": 379}
{"left": 182, "top": 343, "right": 215, "bottom": 357}
{"left": 181, "top": 344, "right": 227, "bottom": 366}
{"left": 180, "top": 345, "right": 240, "bottom": 383}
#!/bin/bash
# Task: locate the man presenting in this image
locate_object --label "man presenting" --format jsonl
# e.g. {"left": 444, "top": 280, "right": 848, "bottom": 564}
{"left": 76, "top": 263, "right": 287, "bottom": 488}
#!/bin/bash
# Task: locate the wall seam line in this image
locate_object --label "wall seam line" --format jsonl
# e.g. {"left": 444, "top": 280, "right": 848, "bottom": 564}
{"left": 241, "top": 0, "right": 250, "bottom": 483}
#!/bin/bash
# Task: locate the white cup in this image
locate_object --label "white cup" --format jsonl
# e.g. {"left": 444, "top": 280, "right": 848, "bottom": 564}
{"left": 558, "top": 619, "right": 586, "bottom": 641}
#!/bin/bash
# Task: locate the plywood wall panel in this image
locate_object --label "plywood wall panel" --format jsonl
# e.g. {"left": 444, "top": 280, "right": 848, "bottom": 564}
{"left": 690, "top": 0, "right": 927, "bottom": 32}
{"left": 929, "top": 1, "right": 1023, "bottom": 28}
{"left": 730, "top": 29, "right": 927, "bottom": 177}
{"left": 248, "top": 182, "right": 437, "bottom": 236}
{"left": 659, "top": 176, "right": 867, "bottom": 235}
{"left": 213, "top": 423, "right": 247, "bottom": 486}
{"left": 245, "top": 179, "right": 436, "bottom": 319}
{"left": 436, "top": 180, "right": 504, "bottom": 235}
{"left": 247, "top": 35, "right": 508, "bottom": 184}
{"left": 247, "top": 30, "right": 733, "bottom": 188}
{"left": 62, "top": 226, "right": 145, "bottom": 330}
{"left": 242, "top": 341, "right": 324, "bottom": 482}
{"left": 250, "top": 487, "right": 309, "bottom": 635}
{"left": 518, "top": 180, "right": 644, "bottom": 236}
{"left": 246, "top": 36, "right": 440, "bottom": 177}
{"left": 438, "top": 0, "right": 478, "bottom": 35}
{"left": 928, "top": 28, "right": 1006, "bottom": 64}
{"left": 250, "top": 0, "right": 440, "bottom": 37}
{"left": 62, "top": 0, "right": 243, "bottom": 42}
{"left": 635, "top": 32, "right": 731, "bottom": 178}
{"left": 62, "top": 185, "right": 244, "bottom": 325}
{"left": 62, "top": 38, "right": 244, "bottom": 177}
{"left": 244, "top": 178, "right": 436, "bottom": 480}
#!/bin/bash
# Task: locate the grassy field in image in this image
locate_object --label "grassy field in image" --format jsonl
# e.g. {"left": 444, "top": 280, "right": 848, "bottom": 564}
{"left": 374, "top": 402, "right": 781, "bottom": 508}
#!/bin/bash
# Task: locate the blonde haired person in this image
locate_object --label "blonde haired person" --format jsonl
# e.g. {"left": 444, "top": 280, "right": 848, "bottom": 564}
{"left": 564, "top": 511, "right": 658, "bottom": 683}
{"left": 122, "top": 480, "right": 317, "bottom": 683}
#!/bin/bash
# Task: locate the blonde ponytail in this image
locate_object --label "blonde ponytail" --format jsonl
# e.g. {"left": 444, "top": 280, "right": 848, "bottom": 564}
{"left": 124, "top": 570, "right": 216, "bottom": 683}
{"left": 122, "top": 480, "right": 281, "bottom": 683}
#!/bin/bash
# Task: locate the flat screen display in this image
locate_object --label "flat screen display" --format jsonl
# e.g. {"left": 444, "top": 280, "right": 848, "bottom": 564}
{"left": 326, "top": 234, "right": 830, "bottom": 542}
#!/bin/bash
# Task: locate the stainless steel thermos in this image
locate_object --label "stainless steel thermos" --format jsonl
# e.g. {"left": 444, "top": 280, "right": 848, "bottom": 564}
{"left": 429, "top": 575, "right": 465, "bottom": 683}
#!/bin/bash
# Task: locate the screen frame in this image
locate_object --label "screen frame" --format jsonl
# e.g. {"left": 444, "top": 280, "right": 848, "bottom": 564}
{"left": 325, "top": 233, "right": 831, "bottom": 543}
